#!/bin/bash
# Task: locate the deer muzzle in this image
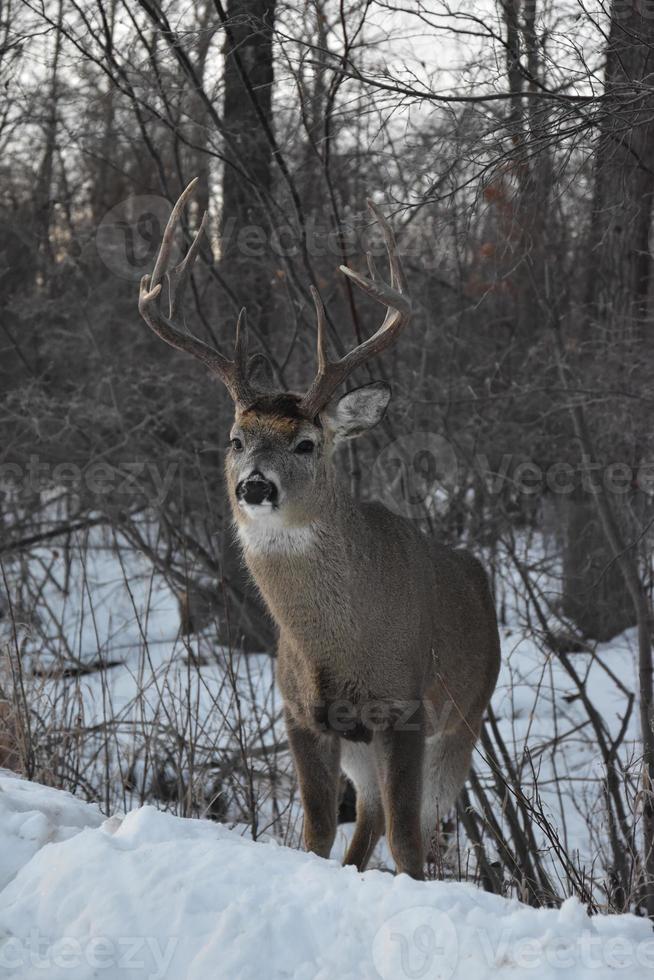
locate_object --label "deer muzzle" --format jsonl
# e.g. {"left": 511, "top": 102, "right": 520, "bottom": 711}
{"left": 236, "top": 471, "right": 279, "bottom": 508}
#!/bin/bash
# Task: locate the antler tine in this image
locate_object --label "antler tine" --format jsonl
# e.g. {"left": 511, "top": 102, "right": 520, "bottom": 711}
{"left": 299, "top": 201, "right": 412, "bottom": 419}
{"left": 366, "top": 251, "right": 379, "bottom": 281}
{"left": 167, "top": 208, "right": 209, "bottom": 321}
{"left": 309, "top": 286, "right": 328, "bottom": 375}
{"left": 338, "top": 200, "right": 410, "bottom": 322}
{"left": 366, "top": 198, "right": 407, "bottom": 293}
{"left": 138, "top": 178, "right": 255, "bottom": 407}
{"left": 234, "top": 307, "right": 250, "bottom": 374}
{"left": 150, "top": 177, "right": 200, "bottom": 293}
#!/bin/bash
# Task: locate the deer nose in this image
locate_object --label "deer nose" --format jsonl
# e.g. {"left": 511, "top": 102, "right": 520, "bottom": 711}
{"left": 236, "top": 471, "right": 278, "bottom": 506}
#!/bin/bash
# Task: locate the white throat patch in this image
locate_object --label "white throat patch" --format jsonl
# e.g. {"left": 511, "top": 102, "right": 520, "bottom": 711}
{"left": 236, "top": 510, "right": 318, "bottom": 556}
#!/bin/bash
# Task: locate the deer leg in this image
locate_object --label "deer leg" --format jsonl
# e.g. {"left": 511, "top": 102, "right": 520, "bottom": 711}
{"left": 341, "top": 742, "right": 384, "bottom": 871}
{"left": 285, "top": 711, "right": 340, "bottom": 859}
{"left": 377, "top": 706, "right": 426, "bottom": 880}
{"left": 421, "top": 725, "right": 476, "bottom": 853}
{"left": 344, "top": 792, "right": 385, "bottom": 871}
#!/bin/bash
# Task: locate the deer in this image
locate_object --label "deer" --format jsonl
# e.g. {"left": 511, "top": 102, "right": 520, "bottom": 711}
{"left": 138, "top": 179, "right": 501, "bottom": 880}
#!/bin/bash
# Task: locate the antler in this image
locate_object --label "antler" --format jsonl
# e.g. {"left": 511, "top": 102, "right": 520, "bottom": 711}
{"left": 138, "top": 177, "right": 256, "bottom": 408}
{"left": 299, "top": 199, "right": 412, "bottom": 419}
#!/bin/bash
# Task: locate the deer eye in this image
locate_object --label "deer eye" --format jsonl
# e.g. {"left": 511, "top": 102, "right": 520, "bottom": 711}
{"left": 294, "top": 440, "right": 315, "bottom": 455}
{"left": 230, "top": 437, "right": 244, "bottom": 452}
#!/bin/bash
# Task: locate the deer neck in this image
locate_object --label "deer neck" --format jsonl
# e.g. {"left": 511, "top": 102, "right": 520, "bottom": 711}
{"left": 234, "top": 483, "right": 355, "bottom": 645}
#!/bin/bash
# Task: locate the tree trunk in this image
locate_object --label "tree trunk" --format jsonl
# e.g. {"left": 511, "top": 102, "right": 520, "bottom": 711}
{"left": 584, "top": 1, "right": 654, "bottom": 341}
{"left": 33, "top": 0, "right": 64, "bottom": 294}
{"left": 555, "top": 346, "right": 654, "bottom": 918}
{"left": 560, "top": 490, "right": 636, "bottom": 641}
{"left": 214, "top": 0, "right": 277, "bottom": 649}
{"left": 220, "top": 0, "right": 276, "bottom": 333}
{"left": 562, "top": 0, "right": 654, "bottom": 640}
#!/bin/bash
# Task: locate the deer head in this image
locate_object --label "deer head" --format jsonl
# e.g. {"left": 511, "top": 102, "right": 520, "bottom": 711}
{"left": 139, "top": 178, "right": 411, "bottom": 534}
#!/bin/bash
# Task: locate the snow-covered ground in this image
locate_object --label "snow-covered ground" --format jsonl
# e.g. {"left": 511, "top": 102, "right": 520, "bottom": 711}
{"left": 0, "top": 528, "right": 654, "bottom": 956}
{"left": 0, "top": 525, "right": 644, "bottom": 881}
{"left": 2, "top": 523, "right": 642, "bottom": 873}
{"left": 0, "top": 771, "right": 652, "bottom": 980}
{"left": 0, "top": 524, "right": 285, "bottom": 828}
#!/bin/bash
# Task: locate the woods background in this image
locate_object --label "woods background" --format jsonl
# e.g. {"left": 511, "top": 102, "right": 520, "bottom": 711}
{"left": 2, "top": 0, "right": 654, "bottom": 917}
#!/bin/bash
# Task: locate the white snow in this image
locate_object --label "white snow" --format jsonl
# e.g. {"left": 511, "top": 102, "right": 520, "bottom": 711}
{"left": 0, "top": 524, "right": 648, "bottom": 886}
{"left": 0, "top": 772, "right": 652, "bottom": 980}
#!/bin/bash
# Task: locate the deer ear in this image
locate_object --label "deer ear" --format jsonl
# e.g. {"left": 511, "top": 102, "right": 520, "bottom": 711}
{"left": 247, "top": 353, "right": 275, "bottom": 390}
{"left": 322, "top": 381, "right": 391, "bottom": 440}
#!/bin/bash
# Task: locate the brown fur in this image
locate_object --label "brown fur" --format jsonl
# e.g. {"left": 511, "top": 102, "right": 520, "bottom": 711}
{"left": 225, "top": 396, "right": 501, "bottom": 879}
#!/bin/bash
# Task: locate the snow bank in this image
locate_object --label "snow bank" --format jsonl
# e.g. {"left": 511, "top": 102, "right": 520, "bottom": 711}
{"left": 0, "top": 771, "right": 103, "bottom": 891}
{"left": 0, "top": 774, "right": 652, "bottom": 979}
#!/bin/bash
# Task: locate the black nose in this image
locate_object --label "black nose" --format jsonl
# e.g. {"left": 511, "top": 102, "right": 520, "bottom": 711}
{"left": 236, "top": 471, "right": 278, "bottom": 506}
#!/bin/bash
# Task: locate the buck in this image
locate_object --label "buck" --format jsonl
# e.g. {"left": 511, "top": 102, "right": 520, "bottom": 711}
{"left": 139, "top": 179, "right": 501, "bottom": 879}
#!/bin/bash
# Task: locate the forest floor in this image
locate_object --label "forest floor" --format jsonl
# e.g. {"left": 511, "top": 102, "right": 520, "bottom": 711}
{"left": 0, "top": 769, "right": 653, "bottom": 980}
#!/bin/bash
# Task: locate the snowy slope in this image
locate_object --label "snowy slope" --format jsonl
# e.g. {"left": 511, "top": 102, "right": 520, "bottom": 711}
{"left": 0, "top": 773, "right": 652, "bottom": 980}
{"left": 0, "top": 773, "right": 104, "bottom": 891}
{"left": 1, "top": 524, "right": 649, "bottom": 905}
